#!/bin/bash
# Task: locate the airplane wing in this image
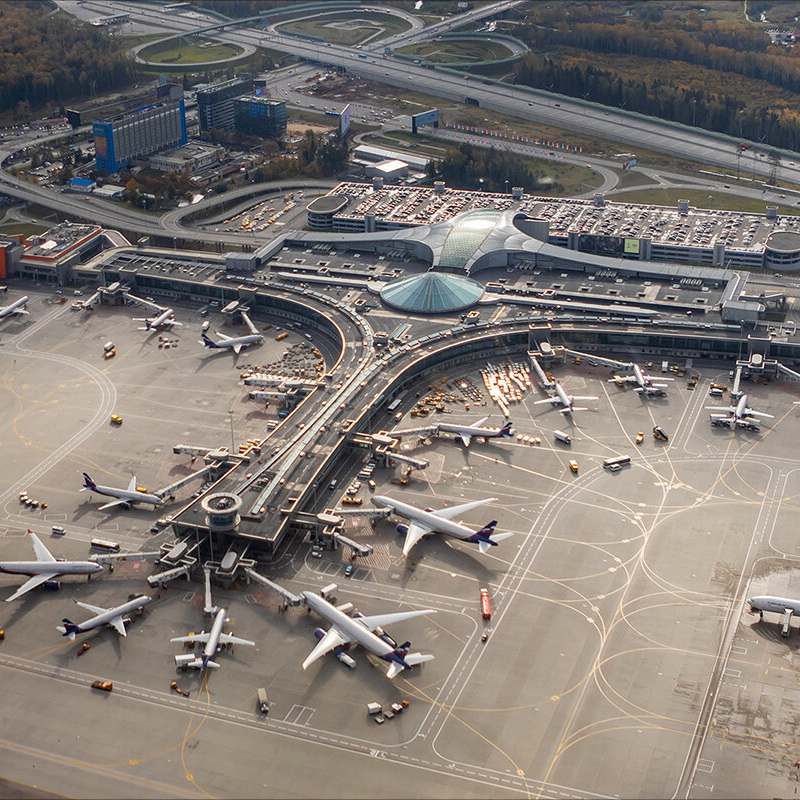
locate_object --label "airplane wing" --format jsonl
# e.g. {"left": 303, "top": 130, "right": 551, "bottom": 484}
{"left": 98, "top": 498, "right": 130, "bottom": 511}
{"left": 74, "top": 600, "right": 109, "bottom": 615}
{"left": 232, "top": 344, "right": 243, "bottom": 354}
{"left": 609, "top": 375, "right": 636, "bottom": 383}
{"left": 459, "top": 432, "right": 473, "bottom": 447}
{"left": 747, "top": 409, "right": 774, "bottom": 419}
{"left": 29, "top": 533, "right": 57, "bottom": 563}
{"left": 705, "top": 405, "right": 735, "bottom": 413}
{"left": 356, "top": 609, "right": 435, "bottom": 631}
{"left": 5, "top": 573, "right": 55, "bottom": 602}
{"left": 572, "top": 395, "right": 599, "bottom": 401}
{"left": 214, "top": 330, "right": 233, "bottom": 342}
{"left": 107, "top": 615, "right": 128, "bottom": 637}
{"left": 402, "top": 522, "right": 433, "bottom": 556}
{"left": 170, "top": 632, "right": 211, "bottom": 644}
{"left": 127, "top": 475, "right": 137, "bottom": 491}
{"left": 533, "top": 397, "right": 561, "bottom": 405}
{"left": 435, "top": 498, "right": 496, "bottom": 520}
{"left": 218, "top": 633, "right": 256, "bottom": 647}
{"left": 302, "top": 626, "right": 348, "bottom": 669}
{"left": 472, "top": 416, "right": 489, "bottom": 427}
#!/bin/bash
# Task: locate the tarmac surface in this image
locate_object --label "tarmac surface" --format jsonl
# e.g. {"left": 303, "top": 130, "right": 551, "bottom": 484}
{"left": 2, "top": 289, "right": 800, "bottom": 798}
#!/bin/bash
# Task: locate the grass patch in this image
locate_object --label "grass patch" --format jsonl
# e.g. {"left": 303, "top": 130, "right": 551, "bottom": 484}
{"left": 277, "top": 10, "right": 411, "bottom": 45}
{"left": 396, "top": 39, "right": 515, "bottom": 64}
{"left": 142, "top": 40, "right": 244, "bottom": 65}
{"left": 611, "top": 186, "right": 800, "bottom": 215}
{"left": 0, "top": 222, "right": 48, "bottom": 237}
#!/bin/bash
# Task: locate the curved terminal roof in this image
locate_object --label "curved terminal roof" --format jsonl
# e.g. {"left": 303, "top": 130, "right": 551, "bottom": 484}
{"left": 379, "top": 272, "right": 484, "bottom": 314}
{"left": 438, "top": 209, "right": 503, "bottom": 270}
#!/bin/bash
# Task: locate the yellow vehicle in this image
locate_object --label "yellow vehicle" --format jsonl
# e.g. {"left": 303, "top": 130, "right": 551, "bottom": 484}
{"left": 110, "top": 414, "right": 123, "bottom": 425}
{"left": 276, "top": 331, "right": 289, "bottom": 341}
{"left": 635, "top": 432, "right": 644, "bottom": 444}
{"left": 342, "top": 496, "right": 363, "bottom": 505}
{"left": 568, "top": 460, "right": 579, "bottom": 473}
{"left": 91, "top": 680, "right": 113, "bottom": 692}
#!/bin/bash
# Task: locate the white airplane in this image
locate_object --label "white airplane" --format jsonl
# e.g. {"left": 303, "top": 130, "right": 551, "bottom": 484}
{"left": 170, "top": 607, "right": 255, "bottom": 669}
{"left": 81, "top": 472, "right": 169, "bottom": 511}
{"left": 533, "top": 381, "right": 599, "bottom": 414}
{"left": 430, "top": 418, "right": 515, "bottom": 447}
{"left": 370, "top": 495, "right": 513, "bottom": 557}
{"left": 748, "top": 595, "right": 800, "bottom": 635}
{"left": 300, "top": 589, "right": 435, "bottom": 679}
{"left": 200, "top": 328, "right": 262, "bottom": 355}
{"left": 608, "top": 363, "right": 673, "bottom": 396}
{"left": 133, "top": 306, "right": 182, "bottom": 332}
{"left": 706, "top": 394, "right": 773, "bottom": 430}
{"left": 56, "top": 594, "right": 152, "bottom": 639}
{"left": 0, "top": 531, "right": 104, "bottom": 602}
{"left": 0, "top": 295, "right": 29, "bottom": 320}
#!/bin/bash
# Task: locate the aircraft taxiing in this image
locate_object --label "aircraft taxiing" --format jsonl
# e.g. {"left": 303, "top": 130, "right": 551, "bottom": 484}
{"left": 81, "top": 473, "right": 170, "bottom": 511}
{"left": 706, "top": 394, "right": 773, "bottom": 430}
{"left": 534, "top": 381, "right": 599, "bottom": 414}
{"left": 300, "top": 589, "right": 435, "bottom": 679}
{"left": 0, "top": 295, "right": 29, "bottom": 320}
{"left": 170, "top": 606, "right": 255, "bottom": 669}
{"left": 426, "top": 417, "right": 514, "bottom": 447}
{"left": 608, "top": 362, "right": 673, "bottom": 396}
{"left": 370, "top": 495, "right": 512, "bottom": 556}
{"left": 57, "top": 594, "right": 152, "bottom": 639}
{"left": 0, "top": 531, "right": 104, "bottom": 602}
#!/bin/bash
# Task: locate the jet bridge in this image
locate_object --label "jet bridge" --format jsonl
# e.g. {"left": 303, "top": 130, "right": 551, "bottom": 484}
{"left": 244, "top": 568, "right": 304, "bottom": 606}
{"left": 384, "top": 451, "right": 430, "bottom": 471}
{"left": 527, "top": 352, "right": 555, "bottom": 389}
{"left": 156, "top": 464, "right": 216, "bottom": 499}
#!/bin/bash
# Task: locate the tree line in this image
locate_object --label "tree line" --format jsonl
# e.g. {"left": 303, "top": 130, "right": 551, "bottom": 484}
{"left": 426, "top": 142, "right": 559, "bottom": 194}
{"left": 0, "top": 2, "right": 136, "bottom": 120}
{"left": 512, "top": 6, "right": 800, "bottom": 152}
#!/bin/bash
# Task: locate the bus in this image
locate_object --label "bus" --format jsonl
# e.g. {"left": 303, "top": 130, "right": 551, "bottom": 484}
{"left": 479, "top": 588, "right": 491, "bottom": 620}
{"left": 387, "top": 398, "right": 401, "bottom": 413}
{"left": 603, "top": 455, "right": 631, "bottom": 470}
{"left": 90, "top": 538, "right": 121, "bottom": 552}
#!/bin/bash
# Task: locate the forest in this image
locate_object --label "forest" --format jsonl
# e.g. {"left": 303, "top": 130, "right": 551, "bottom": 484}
{"left": 0, "top": 1, "right": 136, "bottom": 120}
{"left": 426, "top": 142, "right": 559, "bottom": 194}
{"left": 512, "top": 3, "right": 800, "bottom": 152}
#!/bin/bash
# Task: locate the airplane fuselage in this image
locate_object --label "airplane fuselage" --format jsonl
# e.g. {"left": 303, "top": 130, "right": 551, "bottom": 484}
{"left": 201, "top": 332, "right": 262, "bottom": 351}
{"left": 371, "top": 496, "right": 478, "bottom": 541}
{"left": 437, "top": 422, "right": 512, "bottom": 440}
{"left": 0, "top": 296, "right": 29, "bottom": 319}
{"left": 555, "top": 382, "right": 572, "bottom": 409}
{"left": 749, "top": 595, "right": 800, "bottom": 615}
{"left": 0, "top": 560, "right": 103, "bottom": 578}
{"left": 88, "top": 483, "right": 163, "bottom": 507}
{"left": 202, "top": 607, "right": 229, "bottom": 666}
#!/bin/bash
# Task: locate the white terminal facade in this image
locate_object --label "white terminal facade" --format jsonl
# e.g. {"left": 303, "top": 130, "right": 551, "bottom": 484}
{"left": 308, "top": 181, "right": 800, "bottom": 271}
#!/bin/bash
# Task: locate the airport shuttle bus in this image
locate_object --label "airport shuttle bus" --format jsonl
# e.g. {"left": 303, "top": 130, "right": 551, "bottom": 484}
{"left": 603, "top": 455, "right": 631, "bottom": 470}
{"left": 480, "top": 588, "right": 491, "bottom": 620}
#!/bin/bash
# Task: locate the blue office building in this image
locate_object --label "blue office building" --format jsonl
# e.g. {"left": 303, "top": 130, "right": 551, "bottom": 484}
{"left": 94, "top": 99, "right": 187, "bottom": 173}
{"left": 233, "top": 96, "right": 287, "bottom": 138}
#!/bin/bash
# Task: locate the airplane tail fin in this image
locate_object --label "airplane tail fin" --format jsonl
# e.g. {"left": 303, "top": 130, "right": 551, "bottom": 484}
{"left": 199, "top": 332, "right": 216, "bottom": 348}
{"left": 58, "top": 619, "right": 81, "bottom": 640}
{"left": 81, "top": 473, "right": 97, "bottom": 491}
{"left": 500, "top": 422, "right": 514, "bottom": 436}
{"left": 386, "top": 651, "right": 435, "bottom": 678}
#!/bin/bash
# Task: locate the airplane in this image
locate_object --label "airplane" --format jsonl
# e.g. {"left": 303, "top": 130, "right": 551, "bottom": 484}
{"left": 608, "top": 362, "right": 673, "bottom": 396}
{"left": 133, "top": 306, "right": 183, "bottom": 331}
{"left": 56, "top": 594, "right": 152, "bottom": 639}
{"left": 430, "top": 418, "right": 514, "bottom": 447}
{"left": 300, "top": 589, "right": 435, "bottom": 679}
{"left": 0, "top": 295, "right": 29, "bottom": 320}
{"left": 370, "top": 495, "right": 513, "bottom": 557}
{"left": 705, "top": 393, "right": 773, "bottom": 430}
{"left": 0, "top": 531, "right": 104, "bottom": 602}
{"left": 748, "top": 595, "right": 800, "bottom": 635}
{"left": 170, "top": 606, "right": 255, "bottom": 669}
{"left": 533, "top": 381, "right": 599, "bottom": 414}
{"left": 199, "top": 327, "right": 262, "bottom": 355}
{"left": 80, "top": 472, "right": 169, "bottom": 511}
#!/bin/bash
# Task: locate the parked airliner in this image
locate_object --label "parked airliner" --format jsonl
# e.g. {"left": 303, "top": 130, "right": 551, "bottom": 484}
{"left": 370, "top": 495, "right": 512, "bottom": 556}
{"left": 534, "top": 381, "right": 599, "bottom": 414}
{"left": 429, "top": 418, "right": 514, "bottom": 447}
{"left": 200, "top": 328, "right": 262, "bottom": 354}
{"left": 300, "top": 589, "right": 435, "bottom": 679}
{"left": 170, "top": 607, "right": 255, "bottom": 669}
{"left": 609, "top": 362, "right": 672, "bottom": 396}
{"left": 57, "top": 594, "right": 152, "bottom": 638}
{"left": 0, "top": 295, "right": 29, "bottom": 320}
{"left": 0, "top": 531, "right": 103, "bottom": 601}
{"left": 81, "top": 473, "right": 169, "bottom": 511}
{"left": 133, "top": 305, "right": 182, "bottom": 331}
{"left": 706, "top": 394, "right": 773, "bottom": 430}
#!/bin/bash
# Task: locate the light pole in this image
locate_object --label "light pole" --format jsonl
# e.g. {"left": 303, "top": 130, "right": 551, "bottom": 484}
{"left": 692, "top": 99, "right": 697, "bottom": 127}
{"left": 228, "top": 409, "right": 235, "bottom": 453}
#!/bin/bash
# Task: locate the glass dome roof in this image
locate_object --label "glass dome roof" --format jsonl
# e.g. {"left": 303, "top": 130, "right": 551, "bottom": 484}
{"left": 438, "top": 208, "right": 503, "bottom": 270}
{"left": 379, "top": 272, "right": 484, "bottom": 314}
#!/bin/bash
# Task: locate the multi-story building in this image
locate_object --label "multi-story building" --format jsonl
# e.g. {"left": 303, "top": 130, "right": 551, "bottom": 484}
{"left": 196, "top": 77, "right": 253, "bottom": 132}
{"left": 94, "top": 100, "right": 187, "bottom": 173}
{"left": 233, "top": 96, "right": 287, "bottom": 138}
